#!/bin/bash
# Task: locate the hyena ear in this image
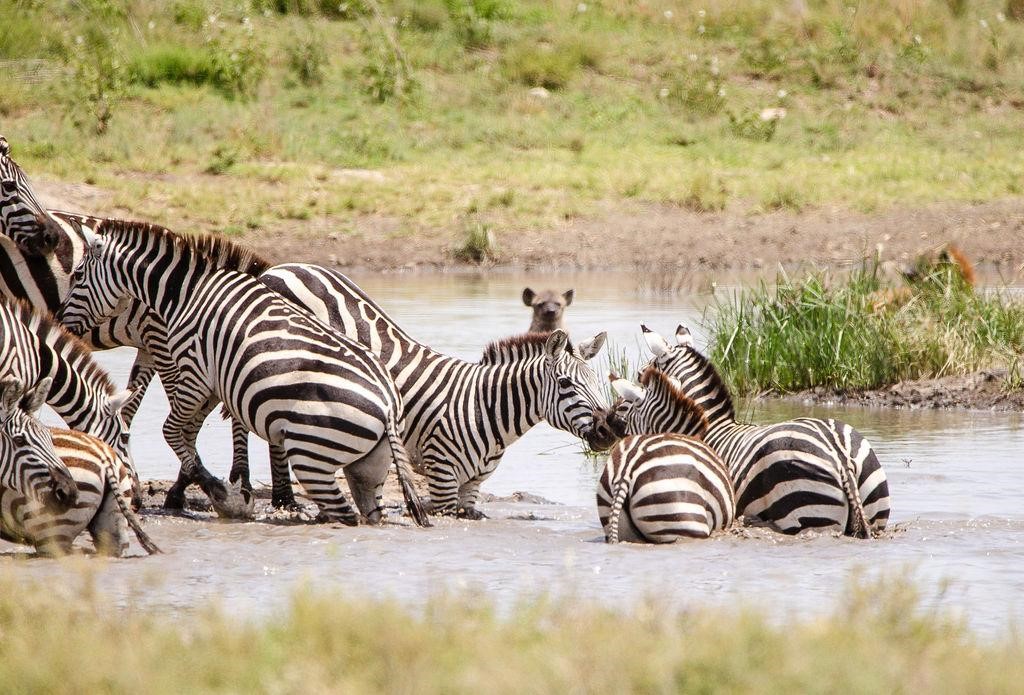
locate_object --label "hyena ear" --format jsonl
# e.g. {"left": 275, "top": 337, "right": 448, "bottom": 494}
{"left": 544, "top": 329, "right": 569, "bottom": 360}
{"left": 640, "top": 324, "right": 669, "bottom": 357}
{"left": 611, "top": 378, "right": 646, "bottom": 403}
{"left": 562, "top": 289, "right": 575, "bottom": 306}
{"left": 675, "top": 324, "right": 694, "bottom": 347}
{"left": 577, "top": 331, "right": 606, "bottom": 361}
{"left": 522, "top": 287, "right": 536, "bottom": 306}
{"left": 24, "top": 376, "right": 52, "bottom": 416}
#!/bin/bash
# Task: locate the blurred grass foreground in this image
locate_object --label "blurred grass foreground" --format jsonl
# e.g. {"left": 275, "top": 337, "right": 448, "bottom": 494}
{"left": 2, "top": 0, "right": 1023, "bottom": 240}
{"left": 0, "top": 570, "right": 1022, "bottom": 693}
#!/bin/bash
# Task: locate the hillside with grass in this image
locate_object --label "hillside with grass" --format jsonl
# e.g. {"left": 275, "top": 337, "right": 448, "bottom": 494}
{"left": 2, "top": 0, "right": 1024, "bottom": 258}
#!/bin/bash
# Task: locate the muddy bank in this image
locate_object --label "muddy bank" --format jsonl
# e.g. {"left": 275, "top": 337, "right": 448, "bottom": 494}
{"left": 34, "top": 179, "right": 1024, "bottom": 273}
{"left": 782, "top": 369, "right": 1024, "bottom": 411}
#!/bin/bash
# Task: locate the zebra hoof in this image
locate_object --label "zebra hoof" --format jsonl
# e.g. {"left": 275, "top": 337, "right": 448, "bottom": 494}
{"left": 271, "top": 493, "right": 298, "bottom": 510}
{"left": 163, "top": 490, "right": 187, "bottom": 511}
{"left": 457, "top": 507, "right": 488, "bottom": 520}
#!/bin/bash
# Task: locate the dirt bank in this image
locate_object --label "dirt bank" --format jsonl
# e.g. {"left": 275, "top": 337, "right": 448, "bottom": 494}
{"left": 781, "top": 370, "right": 1024, "bottom": 411}
{"left": 33, "top": 179, "right": 1024, "bottom": 273}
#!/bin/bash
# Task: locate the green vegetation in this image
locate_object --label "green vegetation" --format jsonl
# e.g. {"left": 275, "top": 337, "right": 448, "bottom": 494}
{"left": 2, "top": 1, "right": 1024, "bottom": 242}
{"left": 708, "top": 255, "right": 1024, "bottom": 393}
{"left": 0, "top": 570, "right": 1021, "bottom": 693}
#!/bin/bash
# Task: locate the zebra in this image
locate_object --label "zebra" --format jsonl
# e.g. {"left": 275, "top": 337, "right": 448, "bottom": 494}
{"left": 638, "top": 324, "right": 890, "bottom": 538}
{"left": 0, "top": 136, "right": 61, "bottom": 256}
{"left": 57, "top": 220, "right": 430, "bottom": 527}
{"left": 240, "top": 263, "right": 613, "bottom": 518}
{"left": 0, "top": 376, "right": 78, "bottom": 513}
{"left": 596, "top": 368, "right": 735, "bottom": 543}
{"left": 0, "top": 427, "right": 161, "bottom": 556}
{"left": 0, "top": 296, "right": 138, "bottom": 480}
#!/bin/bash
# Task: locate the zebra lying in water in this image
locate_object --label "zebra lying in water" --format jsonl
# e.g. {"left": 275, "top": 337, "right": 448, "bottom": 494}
{"left": 0, "top": 425, "right": 160, "bottom": 557}
{"left": 58, "top": 220, "right": 429, "bottom": 527}
{"left": 597, "top": 368, "right": 734, "bottom": 543}
{"left": 0, "top": 377, "right": 78, "bottom": 515}
{"left": 639, "top": 324, "right": 890, "bottom": 538}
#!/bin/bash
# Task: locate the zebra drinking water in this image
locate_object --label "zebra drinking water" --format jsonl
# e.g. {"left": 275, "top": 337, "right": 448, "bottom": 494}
{"left": 242, "top": 263, "right": 613, "bottom": 518}
{"left": 597, "top": 368, "right": 735, "bottom": 543}
{"left": 638, "top": 324, "right": 890, "bottom": 538}
{"left": 58, "top": 220, "right": 429, "bottom": 527}
{"left": 0, "top": 377, "right": 78, "bottom": 513}
{"left": 0, "top": 427, "right": 160, "bottom": 556}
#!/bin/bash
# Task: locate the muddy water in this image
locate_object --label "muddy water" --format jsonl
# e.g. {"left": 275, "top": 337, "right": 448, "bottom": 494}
{"left": 11, "top": 271, "right": 1024, "bottom": 634}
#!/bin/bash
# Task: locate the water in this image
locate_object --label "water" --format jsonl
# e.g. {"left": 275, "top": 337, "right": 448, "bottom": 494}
{"left": 9, "top": 270, "right": 1024, "bottom": 634}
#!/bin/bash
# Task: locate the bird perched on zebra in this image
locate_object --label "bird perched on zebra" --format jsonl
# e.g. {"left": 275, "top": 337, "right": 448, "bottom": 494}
{"left": 58, "top": 220, "right": 429, "bottom": 527}
{"left": 0, "top": 426, "right": 160, "bottom": 557}
{"left": 596, "top": 368, "right": 734, "bottom": 543}
{"left": 243, "top": 263, "right": 613, "bottom": 518}
{"left": 0, "top": 377, "right": 78, "bottom": 514}
{"left": 638, "top": 324, "right": 890, "bottom": 538}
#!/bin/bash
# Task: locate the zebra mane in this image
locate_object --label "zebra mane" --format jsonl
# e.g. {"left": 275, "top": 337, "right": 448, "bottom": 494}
{"left": 4, "top": 297, "right": 116, "bottom": 397}
{"left": 675, "top": 345, "right": 736, "bottom": 422}
{"left": 96, "top": 218, "right": 271, "bottom": 276}
{"left": 481, "top": 331, "right": 572, "bottom": 363}
{"left": 637, "top": 366, "right": 709, "bottom": 438}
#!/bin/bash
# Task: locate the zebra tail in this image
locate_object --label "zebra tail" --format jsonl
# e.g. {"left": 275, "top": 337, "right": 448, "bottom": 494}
{"left": 835, "top": 452, "right": 872, "bottom": 540}
{"left": 385, "top": 418, "right": 432, "bottom": 528}
{"left": 606, "top": 474, "right": 631, "bottom": 544}
{"left": 107, "top": 472, "right": 162, "bottom": 555}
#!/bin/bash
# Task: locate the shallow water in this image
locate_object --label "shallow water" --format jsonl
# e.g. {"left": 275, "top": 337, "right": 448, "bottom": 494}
{"left": 11, "top": 270, "right": 1024, "bottom": 634}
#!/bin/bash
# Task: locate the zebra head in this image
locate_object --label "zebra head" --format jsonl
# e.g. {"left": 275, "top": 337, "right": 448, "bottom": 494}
{"left": 0, "top": 377, "right": 78, "bottom": 512}
{"left": 607, "top": 367, "right": 709, "bottom": 439}
{"left": 0, "top": 136, "right": 61, "bottom": 256}
{"left": 541, "top": 330, "right": 616, "bottom": 451}
{"left": 57, "top": 232, "right": 126, "bottom": 336}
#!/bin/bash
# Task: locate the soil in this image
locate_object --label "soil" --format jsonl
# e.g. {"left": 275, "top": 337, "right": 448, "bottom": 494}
{"left": 782, "top": 370, "right": 1024, "bottom": 411}
{"left": 33, "top": 179, "right": 1024, "bottom": 274}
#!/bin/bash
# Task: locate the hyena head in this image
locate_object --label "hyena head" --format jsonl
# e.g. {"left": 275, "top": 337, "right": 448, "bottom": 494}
{"left": 522, "top": 287, "right": 574, "bottom": 333}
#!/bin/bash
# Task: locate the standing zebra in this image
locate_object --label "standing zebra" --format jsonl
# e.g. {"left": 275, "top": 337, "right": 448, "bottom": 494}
{"left": 58, "top": 220, "right": 429, "bottom": 527}
{"left": 0, "top": 136, "right": 61, "bottom": 255}
{"left": 241, "top": 263, "right": 613, "bottom": 518}
{"left": 639, "top": 324, "right": 890, "bottom": 538}
{"left": 0, "top": 427, "right": 160, "bottom": 556}
{"left": 0, "top": 377, "right": 78, "bottom": 513}
{"left": 596, "top": 368, "right": 734, "bottom": 543}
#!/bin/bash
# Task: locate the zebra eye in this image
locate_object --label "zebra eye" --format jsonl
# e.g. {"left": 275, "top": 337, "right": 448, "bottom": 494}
{"left": 12, "top": 434, "right": 27, "bottom": 447}
{"left": 557, "top": 376, "right": 572, "bottom": 389}
{"left": 1, "top": 181, "right": 17, "bottom": 194}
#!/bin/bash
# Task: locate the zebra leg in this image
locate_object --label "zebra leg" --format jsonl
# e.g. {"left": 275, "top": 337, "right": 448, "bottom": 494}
{"left": 288, "top": 459, "right": 359, "bottom": 526}
{"left": 341, "top": 436, "right": 393, "bottom": 525}
{"left": 423, "top": 458, "right": 460, "bottom": 516}
{"left": 267, "top": 443, "right": 298, "bottom": 509}
{"left": 228, "top": 417, "right": 251, "bottom": 491}
{"left": 457, "top": 477, "right": 489, "bottom": 520}
{"left": 120, "top": 350, "right": 158, "bottom": 428}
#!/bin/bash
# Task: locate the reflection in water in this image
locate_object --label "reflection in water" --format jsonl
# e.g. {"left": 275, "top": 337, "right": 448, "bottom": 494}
{"left": 17, "top": 270, "right": 1024, "bottom": 634}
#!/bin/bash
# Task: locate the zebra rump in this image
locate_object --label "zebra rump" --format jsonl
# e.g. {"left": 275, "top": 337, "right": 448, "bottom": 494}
{"left": 597, "top": 434, "right": 734, "bottom": 543}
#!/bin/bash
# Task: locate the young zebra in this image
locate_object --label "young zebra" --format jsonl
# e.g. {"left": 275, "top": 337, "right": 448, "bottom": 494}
{"left": 0, "top": 377, "right": 78, "bottom": 513}
{"left": 58, "top": 220, "right": 429, "bottom": 527}
{"left": 0, "top": 297, "right": 137, "bottom": 480}
{"left": 596, "top": 368, "right": 735, "bottom": 543}
{"left": 0, "top": 427, "right": 160, "bottom": 556}
{"left": 0, "top": 136, "right": 61, "bottom": 255}
{"left": 639, "top": 324, "right": 890, "bottom": 538}
{"left": 243, "top": 263, "right": 612, "bottom": 518}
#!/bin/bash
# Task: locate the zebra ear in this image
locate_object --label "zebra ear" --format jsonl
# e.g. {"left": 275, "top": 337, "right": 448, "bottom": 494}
{"left": 0, "top": 378, "right": 23, "bottom": 412}
{"left": 522, "top": 287, "right": 536, "bottom": 306}
{"left": 577, "top": 331, "right": 606, "bottom": 360}
{"left": 24, "top": 376, "right": 52, "bottom": 416}
{"left": 544, "top": 329, "right": 569, "bottom": 360}
{"left": 611, "top": 378, "right": 646, "bottom": 402}
{"left": 641, "top": 325, "right": 669, "bottom": 357}
{"left": 108, "top": 388, "right": 136, "bottom": 414}
{"left": 675, "top": 324, "right": 694, "bottom": 347}
{"left": 0, "top": 136, "right": 9, "bottom": 157}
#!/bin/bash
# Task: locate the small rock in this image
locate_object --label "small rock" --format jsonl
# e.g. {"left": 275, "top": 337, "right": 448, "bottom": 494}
{"left": 529, "top": 86, "right": 550, "bottom": 99}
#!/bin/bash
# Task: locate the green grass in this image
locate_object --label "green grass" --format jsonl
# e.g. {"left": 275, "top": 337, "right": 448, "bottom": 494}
{"left": 707, "top": 256, "right": 1024, "bottom": 393}
{"left": 2, "top": 1, "right": 1024, "bottom": 241}
{"left": 0, "top": 569, "right": 1021, "bottom": 693}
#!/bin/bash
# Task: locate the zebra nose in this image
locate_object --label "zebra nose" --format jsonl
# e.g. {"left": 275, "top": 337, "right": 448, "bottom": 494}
{"left": 31, "top": 213, "right": 61, "bottom": 255}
